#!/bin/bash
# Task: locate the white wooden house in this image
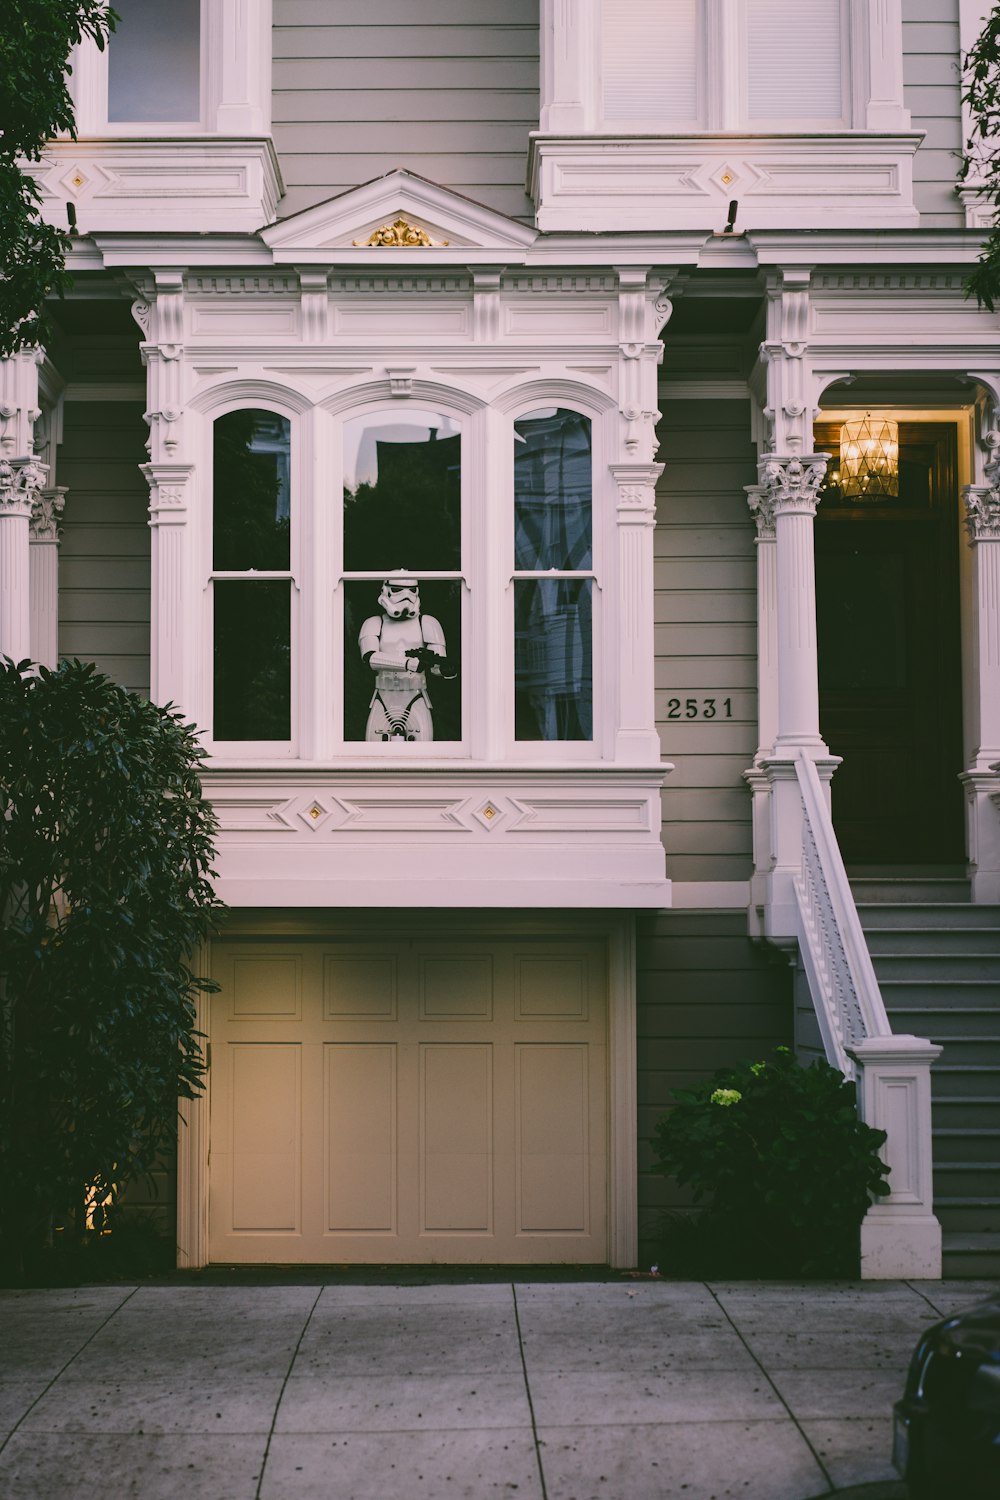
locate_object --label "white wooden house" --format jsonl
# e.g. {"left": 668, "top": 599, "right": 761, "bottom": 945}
{"left": 4, "top": 0, "right": 999, "bottom": 1277}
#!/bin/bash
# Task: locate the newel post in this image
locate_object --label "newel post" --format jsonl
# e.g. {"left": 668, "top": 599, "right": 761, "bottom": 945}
{"left": 960, "top": 483, "right": 1000, "bottom": 901}
{"left": 850, "top": 1035, "right": 943, "bottom": 1279}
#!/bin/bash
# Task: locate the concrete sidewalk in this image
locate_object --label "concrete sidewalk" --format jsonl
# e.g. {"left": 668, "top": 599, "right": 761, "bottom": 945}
{"left": 0, "top": 1277, "right": 995, "bottom": 1500}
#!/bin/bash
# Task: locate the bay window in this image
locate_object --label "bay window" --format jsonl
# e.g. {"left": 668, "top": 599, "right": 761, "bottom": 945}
{"left": 206, "top": 394, "right": 611, "bottom": 762}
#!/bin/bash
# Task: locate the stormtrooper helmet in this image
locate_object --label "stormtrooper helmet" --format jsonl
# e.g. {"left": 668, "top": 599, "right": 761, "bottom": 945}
{"left": 379, "top": 574, "right": 420, "bottom": 619}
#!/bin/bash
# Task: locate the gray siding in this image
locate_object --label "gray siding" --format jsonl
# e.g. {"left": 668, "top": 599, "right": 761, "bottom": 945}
{"left": 57, "top": 401, "right": 151, "bottom": 695}
{"left": 272, "top": 0, "right": 538, "bottom": 222}
{"left": 636, "top": 911, "right": 793, "bottom": 1261}
{"left": 655, "top": 398, "right": 759, "bottom": 884}
{"left": 904, "top": 0, "right": 964, "bottom": 226}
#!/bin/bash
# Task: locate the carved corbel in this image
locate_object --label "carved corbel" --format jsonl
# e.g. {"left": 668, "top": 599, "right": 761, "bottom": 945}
{"left": 386, "top": 366, "right": 416, "bottom": 398}
{"left": 29, "top": 487, "right": 66, "bottom": 542}
{"left": 471, "top": 267, "right": 504, "bottom": 343}
{"left": 745, "top": 483, "right": 776, "bottom": 540}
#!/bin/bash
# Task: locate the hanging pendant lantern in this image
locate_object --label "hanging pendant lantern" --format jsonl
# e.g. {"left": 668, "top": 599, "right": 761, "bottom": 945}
{"left": 839, "top": 413, "right": 899, "bottom": 499}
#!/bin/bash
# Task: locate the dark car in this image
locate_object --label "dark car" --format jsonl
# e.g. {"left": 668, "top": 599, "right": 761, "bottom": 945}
{"left": 893, "top": 1296, "right": 1000, "bottom": 1498}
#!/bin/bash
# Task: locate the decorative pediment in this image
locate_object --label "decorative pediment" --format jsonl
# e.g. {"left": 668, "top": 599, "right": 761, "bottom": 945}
{"left": 261, "top": 169, "right": 537, "bottom": 263}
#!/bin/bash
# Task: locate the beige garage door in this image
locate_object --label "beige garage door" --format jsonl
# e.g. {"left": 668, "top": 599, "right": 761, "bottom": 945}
{"left": 208, "top": 934, "right": 608, "bottom": 1263}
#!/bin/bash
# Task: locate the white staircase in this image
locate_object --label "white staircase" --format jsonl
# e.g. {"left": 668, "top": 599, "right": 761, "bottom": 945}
{"left": 853, "top": 876, "right": 1000, "bottom": 1278}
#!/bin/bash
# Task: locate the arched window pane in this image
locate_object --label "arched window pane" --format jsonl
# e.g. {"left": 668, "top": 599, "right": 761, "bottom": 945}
{"left": 343, "top": 410, "right": 461, "bottom": 572}
{"left": 108, "top": 0, "right": 201, "bottom": 123}
{"left": 514, "top": 409, "right": 592, "bottom": 571}
{"left": 214, "top": 410, "right": 291, "bottom": 571}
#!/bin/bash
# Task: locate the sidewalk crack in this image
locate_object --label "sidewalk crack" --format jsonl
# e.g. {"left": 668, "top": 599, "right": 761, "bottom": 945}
{"left": 255, "top": 1285, "right": 324, "bottom": 1500}
{"left": 512, "top": 1283, "right": 549, "bottom": 1500}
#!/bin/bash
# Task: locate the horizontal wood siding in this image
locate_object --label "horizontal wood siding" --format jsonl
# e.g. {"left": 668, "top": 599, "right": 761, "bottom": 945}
{"left": 272, "top": 0, "right": 538, "bottom": 222}
{"left": 904, "top": 0, "right": 964, "bottom": 226}
{"left": 655, "top": 396, "right": 759, "bottom": 883}
{"left": 636, "top": 911, "right": 793, "bottom": 1261}
{"left": 57, "top": 401, "right": 151, "bottom": 695}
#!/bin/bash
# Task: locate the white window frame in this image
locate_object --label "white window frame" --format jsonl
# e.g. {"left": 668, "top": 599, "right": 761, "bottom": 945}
{"left": 67, "top": 0, "right": 272, "bottom": 137}
{"left": 195, "top": 382, "right": 616, "bottom": 769}
{"left": 542, "top": 0, "right": 907, "bottom": 135}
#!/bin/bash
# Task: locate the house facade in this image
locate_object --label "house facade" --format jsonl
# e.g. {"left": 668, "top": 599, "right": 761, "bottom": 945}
{"left": 4, "top": 0, "right": 999, "bottom": 1276}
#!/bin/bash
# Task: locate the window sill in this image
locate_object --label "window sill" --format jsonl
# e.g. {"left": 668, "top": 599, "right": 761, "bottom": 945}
{"left": 202, "top": 762, "right": 672, "bottom": 909}
{"left": 31, "top": 136, "right": 283, "bottom": 234}
{"left": 528, "top": 131, "right": 924, "bottom": 233}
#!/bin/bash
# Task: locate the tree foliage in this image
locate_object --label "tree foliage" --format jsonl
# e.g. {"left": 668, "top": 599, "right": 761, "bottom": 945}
{"left": 0, "top": 2, "right": 116, "bottom": 356}
{"left": 0, "top": 660, "right": 223, "bottom": 1264}
{"left": 961, "top": 2, "right": 1000, "bottom": 311}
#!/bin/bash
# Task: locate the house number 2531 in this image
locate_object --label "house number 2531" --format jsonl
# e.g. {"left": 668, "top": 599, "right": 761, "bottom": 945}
{"left": 666, "top": 697, "right": 734, "bottom": 720}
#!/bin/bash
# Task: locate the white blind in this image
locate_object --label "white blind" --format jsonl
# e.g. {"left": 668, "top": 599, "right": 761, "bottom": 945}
{"left": 601, "top": 0, "right": 700, "bottom": 123}
{"left": 745, "top": 0, "right": 844, "bottom": 122}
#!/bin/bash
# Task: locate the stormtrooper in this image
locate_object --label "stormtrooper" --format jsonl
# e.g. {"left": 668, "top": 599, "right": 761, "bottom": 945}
{"left": 359, "top": 573, "right": 454, "bottom": 741}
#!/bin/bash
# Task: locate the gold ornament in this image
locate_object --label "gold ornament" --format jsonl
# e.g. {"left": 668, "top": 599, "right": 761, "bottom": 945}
{"left": 353, "top": 217, "right": 448, "bottom": 248}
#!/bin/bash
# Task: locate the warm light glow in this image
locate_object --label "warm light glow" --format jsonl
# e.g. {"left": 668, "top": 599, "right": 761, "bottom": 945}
{"left": 839, "top": 414, "right": 899, "bottom": 499}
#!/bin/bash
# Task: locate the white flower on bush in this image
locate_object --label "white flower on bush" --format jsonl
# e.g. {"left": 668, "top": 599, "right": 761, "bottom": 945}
{"left": 710, "top": 1087, "right": 742, "bottom": 1107}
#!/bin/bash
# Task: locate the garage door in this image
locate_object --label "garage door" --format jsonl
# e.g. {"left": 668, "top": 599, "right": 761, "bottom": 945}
{"left": 208, "top": 933, "right": 608, "bottom": 1263}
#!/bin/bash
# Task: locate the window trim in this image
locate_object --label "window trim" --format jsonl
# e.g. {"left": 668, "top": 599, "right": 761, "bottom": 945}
{"left": 68, "top": 0, "right": 272, "bottom": 137}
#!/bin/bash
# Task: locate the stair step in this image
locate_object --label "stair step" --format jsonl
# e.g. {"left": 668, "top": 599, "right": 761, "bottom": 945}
{"left": 857, "top": 904, "right": 1000, "bottom": 929}
{"left": 866, "top": 926, "right": 1000, "bottom": 954}
{"left": 932, "top": 1129, "right": 1000, "bottom": 1162}
{"left": 923, "top": 1039, "right": 1000, "bottom": 1065}
{"left": 851, "top": 879, "right": 972, "bottom": 903}
{"left": 942, "top": 1231, "right": 1000, "bottom": 1277}
{"left": 932, "top": 1096, "right": 1000, "bottom": 1128}
{"left": 930, "top": 1064, "right": 1000, "bottom": 1096}
{"left": 871, "top": 954, "right": 1000, "bottom": 980}
{"left": 933, "top": 1163, "right": 1000, "bottom": 1195}
{"left": 879, "top": 979, "right": 1000, "bottom": 1009}
{"left": 934, "top": 1202, "right": 1000, "bottom": 1233}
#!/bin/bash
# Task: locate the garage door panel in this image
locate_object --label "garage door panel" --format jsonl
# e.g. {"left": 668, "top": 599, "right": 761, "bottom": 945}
{"left": 230, "top": 1043, "right": 301, "bottom": 1232}
{"left": 325, "top": 1043, "right": 397, "bottom": 1234}
{"left": 420, "top": 1044, "right": 493, "bottom": 1233}
{"left": 514, "top": 953, "right": 590, "bottom": 1020}
{"left": 230, "top": 952, "right": 302, "bottom": 1020}
{"left": 324, "top": 953, "right": 397, "bottom": 1020}
{"left": 515, "top": 1044, "right": 589, "bottom": 1234}
{"left": 418, "top": 954, "right": 494, "bottom": 1020}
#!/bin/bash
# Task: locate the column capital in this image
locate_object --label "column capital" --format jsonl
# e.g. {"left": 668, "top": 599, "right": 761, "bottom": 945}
{"left": 745, "top": 483, "right": 775, "bottom": 540}
{"left": 757, "top": 453, "right": 830, "bottom": 517}
{"left": 610, "top": 462, "right": 663, "bottom": 524}
{"left": 143, "top": 462, "right": 193, "bottom": 526}
{"left": 29, "top": 486, "right": 66, "bottom": 542}
{"left": 964, "top": 485, "right": 1000, "bottom": 541}
{"left": 0, "top": 457, "right": 48, "bottom": 518}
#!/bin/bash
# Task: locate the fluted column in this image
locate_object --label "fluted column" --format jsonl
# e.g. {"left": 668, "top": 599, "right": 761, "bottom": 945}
{"left": 746, "top": 484, "right": 778, "bottom": 758}
{"left": 29, "top": 487, "right": 66, "bottom": 668}
{"left": 762, "top": 454, "right": 829, "bottom": 750}
{"left": 0, "top": 459, "right": 47, "bottom": 663}
{"left": 961, "top": 485, "right": 1000, "bottom": 900}
{"left": 144, "top": 464, "right": 193, "bottom": 711}
{"left": 611, "top": 462, "right": 664, "bottom": 762}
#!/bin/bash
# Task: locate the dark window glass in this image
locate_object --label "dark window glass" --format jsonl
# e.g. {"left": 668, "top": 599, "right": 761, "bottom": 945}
{"left": 108, "top": 0, "right": 201, "bottom": 122}
{"left": 514, "top": 579, "right": 592, "bottom": 741}
{"left": 214, "top": 410, "right": 291, "bottom": 571}
{"left": 344, "top": 579, "right": 461, "bottom": 743}
{"left": 214, "top": 582, "right": 291, "bottom": 740}
{"left": 514, "top": 409, "right": 592, "bottom": 571}
{"left": 343, "top": 412, "right": 460, "bottom": 571}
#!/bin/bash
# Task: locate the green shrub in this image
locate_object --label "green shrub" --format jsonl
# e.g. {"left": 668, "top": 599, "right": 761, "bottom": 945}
{"left": 650, "top": 1047, "right": 891, "bottom": 1277}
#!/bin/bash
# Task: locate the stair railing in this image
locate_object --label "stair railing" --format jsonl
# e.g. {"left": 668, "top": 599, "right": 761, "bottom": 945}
{"left": 791, "top": 748, "right": 943, "bottom": 1277}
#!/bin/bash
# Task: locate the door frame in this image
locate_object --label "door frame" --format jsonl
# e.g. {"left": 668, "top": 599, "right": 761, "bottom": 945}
{"left": 176, "top": 909, "right": 639, "bottom": 1268}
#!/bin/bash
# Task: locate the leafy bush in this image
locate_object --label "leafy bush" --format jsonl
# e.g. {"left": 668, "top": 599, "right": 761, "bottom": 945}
{"left": 0, "top": 659, "right": 223, "bottom": 1273}
{"left": 650, "top": 1048, "right": 891, "bottom": 1277}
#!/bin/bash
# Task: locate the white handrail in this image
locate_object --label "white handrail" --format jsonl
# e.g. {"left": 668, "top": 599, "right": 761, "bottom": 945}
{"left": 793, "top": 749, "right": 891, "bottom": 1076}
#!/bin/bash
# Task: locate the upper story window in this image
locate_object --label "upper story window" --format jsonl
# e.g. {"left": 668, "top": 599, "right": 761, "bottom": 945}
{"left": 600, "top": 0, "right": 848, "bottom": 131}
{"left": 204, "top": 395, "right": 607, "bottom": 762}
{"left": 513, "top": 409, "right": 593, "bottom": 742}
{"left": 68, "top": 0, "right": 271, "bottom": 137}
{"left": 212, "top": 410, "right": 293, "bottom": 746}
{"left": 342, "top": 411, "right": 463, "bottom": 746}
{"left": 108, "top": 0, "right": 202, "bottom": 124}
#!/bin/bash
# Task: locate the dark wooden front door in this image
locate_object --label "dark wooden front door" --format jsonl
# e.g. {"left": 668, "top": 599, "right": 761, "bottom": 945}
{"left": 815, "top": 423, "right": 964, "bottom": 865}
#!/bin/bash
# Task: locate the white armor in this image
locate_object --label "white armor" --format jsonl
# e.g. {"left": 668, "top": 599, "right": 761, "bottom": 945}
{"left": 359, "top": 575, "right": 450, "bottom": 741}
